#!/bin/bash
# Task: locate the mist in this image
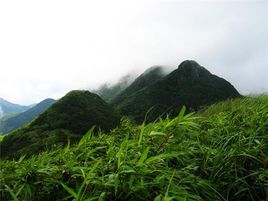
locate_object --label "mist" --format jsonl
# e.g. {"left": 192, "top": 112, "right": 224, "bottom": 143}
{"left": 0, "top": 106, "right": 3, "bottom": 117}
{"left": 0, "top": 0, "right": 267, "bottom": 104}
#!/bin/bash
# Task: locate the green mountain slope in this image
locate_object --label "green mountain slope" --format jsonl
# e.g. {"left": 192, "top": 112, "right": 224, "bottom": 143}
{"left": 0, "top": 96, "right": 267, "bottom": 201}
{"left": 0, "top": 98, "right": 30, "bottom": 116}
{"left": 0, "top": 90, "right": 120, "bottom": 159}
{"left": 111, "top": 66, "right": 168, "bottom": 106}
{"left": 0, "top": 98, "right": 56, "bottom": 135}
{"left": 115, "top": 60, "right": 241, "bottom": 123}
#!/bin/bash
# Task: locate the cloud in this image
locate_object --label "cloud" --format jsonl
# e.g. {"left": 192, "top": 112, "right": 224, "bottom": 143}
{"left": 0, "top": 0, "right": 267, "bottom": 104}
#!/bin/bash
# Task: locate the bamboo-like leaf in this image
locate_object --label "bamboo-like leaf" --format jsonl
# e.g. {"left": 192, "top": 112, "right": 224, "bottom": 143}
{"left": 98, "top": 192, "right": 106, "bottom": 201}
{"left": 76, "top": 159, "right": 102, "bottom": 201}
{"left": 64, "top": 138, "right": 70, "bottom": 153}
{"left": 154, "top": 194, "right": 162, "bottom": 201}
{"left": 17, "top": 154, "right": 26, "bottom": 163}
{"left": 78, "top": 126, "right": 95, "bottom": 148}
{"left": 138, "top": 146, "right": 150, "bottom": 166}
{"left": 149, "top": 131, "right": 166, "bottom": 137}
{"left": 178, "top": 105, "right": 186, "bottom": 120}
{"left": 138, "top": 123, "right": 145, "bottom": 146}
{"left": 61, "top": 183, "right": 77, "bottom": 198}
{"left": 146, "top": 153, "right": 177, "bottom": 164}
{"left": 114, "top": 173, "right": 119, "bottom": 194}
{"left": 5, "top": 185, "right": 19, "bottom": 201}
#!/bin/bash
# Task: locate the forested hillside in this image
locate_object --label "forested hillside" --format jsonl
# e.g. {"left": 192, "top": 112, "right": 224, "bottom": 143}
{"left": 114, "top": 60, "right": 241, "bottom": 123}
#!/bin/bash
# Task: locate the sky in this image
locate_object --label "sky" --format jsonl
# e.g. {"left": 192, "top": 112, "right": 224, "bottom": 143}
{"left": 0, "top": 0, "right": 267, "bottom": 105}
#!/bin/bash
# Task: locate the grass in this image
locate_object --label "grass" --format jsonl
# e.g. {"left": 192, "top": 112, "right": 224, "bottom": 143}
{"left": 0, "top": 135, "right": 5, "bottom": 142}
{"left": 0, "top": 96, "right": 267, "bottom": 201}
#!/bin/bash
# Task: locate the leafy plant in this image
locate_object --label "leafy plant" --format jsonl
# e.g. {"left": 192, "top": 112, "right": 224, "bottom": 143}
{"left": 0, "top": 96, "right": 267, "bottom": 201}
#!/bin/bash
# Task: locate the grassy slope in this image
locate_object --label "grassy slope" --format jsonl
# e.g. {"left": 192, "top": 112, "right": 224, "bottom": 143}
{"left": 0, "top": 96, "right": 267, "bottom": 201}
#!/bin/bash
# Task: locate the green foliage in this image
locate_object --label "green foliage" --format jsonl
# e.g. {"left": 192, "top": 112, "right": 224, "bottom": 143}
{"left": 0, "top": 135, "right": 5, "bottom": 142}
{"left": 1, "top": 96, "right": 267, "bottom": 201}
{"left": 111, "top": 66, "right": 166, "bottom": 106}
{"left": 0, "top": 91, "right": 120, "bottom": 159}
{"left": 113, "top": 60, "right": 241, "bottom": 123}
{"left": 32, "top": 91, "right": 120, "bottom": 134}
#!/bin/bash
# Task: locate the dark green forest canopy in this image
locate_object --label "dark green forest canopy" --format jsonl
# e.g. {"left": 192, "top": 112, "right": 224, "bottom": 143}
{"left": 114, "top": 60, "right": 241, "bottom": 123}
{"left": 0, "top": 90, "right": 120, "bottom": 159}
{"left": 111, "top": 66, "right": 167, "bottom": 106}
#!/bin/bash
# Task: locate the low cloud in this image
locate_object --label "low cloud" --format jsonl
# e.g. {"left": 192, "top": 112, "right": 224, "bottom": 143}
{"left": 0, "top": 0, "right": 267, "bottom": 104}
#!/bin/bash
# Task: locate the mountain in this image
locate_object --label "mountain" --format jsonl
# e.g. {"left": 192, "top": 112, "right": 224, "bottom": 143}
{"left": 0, "top": 90, "right": 120, "bottom": 159}
{"left": 111, "top": 66, "right": 169, "bottom": 106}
{"left": 0, "top": 98, "right": 56, "bottom": 134}
{"left": 113, "top": 60, "right": 241, "bottom": 123}
{"left": 94, "top": 74, "right": 134, "bottom": 103}
{"left": 0, "top": 97, "right": 30, "bottom": 117}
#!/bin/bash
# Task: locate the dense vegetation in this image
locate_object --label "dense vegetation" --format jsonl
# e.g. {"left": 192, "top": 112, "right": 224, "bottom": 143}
{"left": 111, "top": 66, "right": 167, "bottom": 106}
{"left": 0, "top": 98, "right": 56, "bottom": 134}
{"left": 1, "top": 96, "right": 267, "bottom": 201}
{"left": 0, "top": 91, "right": 120, "bottom": 159}
{"left": 114, "top": 60, "right": 241, "bottom": 123}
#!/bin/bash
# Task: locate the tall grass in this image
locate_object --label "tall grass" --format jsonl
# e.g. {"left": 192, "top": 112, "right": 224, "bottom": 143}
{"left": 0, "top": 97, "right": 267, "bottom": 201}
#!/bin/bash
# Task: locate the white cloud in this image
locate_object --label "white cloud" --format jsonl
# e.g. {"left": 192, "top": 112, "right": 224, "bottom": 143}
{"left": 0, "top": 0, "right": 267, "bottom": 104}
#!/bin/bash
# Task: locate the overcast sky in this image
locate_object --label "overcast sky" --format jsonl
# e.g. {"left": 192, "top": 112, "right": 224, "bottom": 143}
{"left": 0, "top": 0, "right": 267, "bottom": 105}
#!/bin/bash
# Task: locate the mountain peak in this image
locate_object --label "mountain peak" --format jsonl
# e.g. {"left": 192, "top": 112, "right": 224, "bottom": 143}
{"left": 111, "top": 66, "right": 168, "bottom": 105}
{"left": 178, "top": 60, "right": 199, "bottom": 68}
{"left": 32, "top": 90, "right": 120, "bottom": 134}
{"left": 143, "top": 65, "right": 164, "bottom": 75}
{"left": 114, "top": 60, "right": 241, "bottom": 123}
{"left": 177, "top": 60, "right": 211, "bottom": 79}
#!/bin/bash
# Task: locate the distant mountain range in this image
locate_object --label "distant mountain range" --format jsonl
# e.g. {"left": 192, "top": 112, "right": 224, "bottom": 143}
{"left": 0, "top": 98, "right": 31, "bottom": 117}
{"left": 0, "top": 98, "right": 56, "bottom": 134}
{"left": 0, "top": 60, "right": 241, "bottom": 159}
